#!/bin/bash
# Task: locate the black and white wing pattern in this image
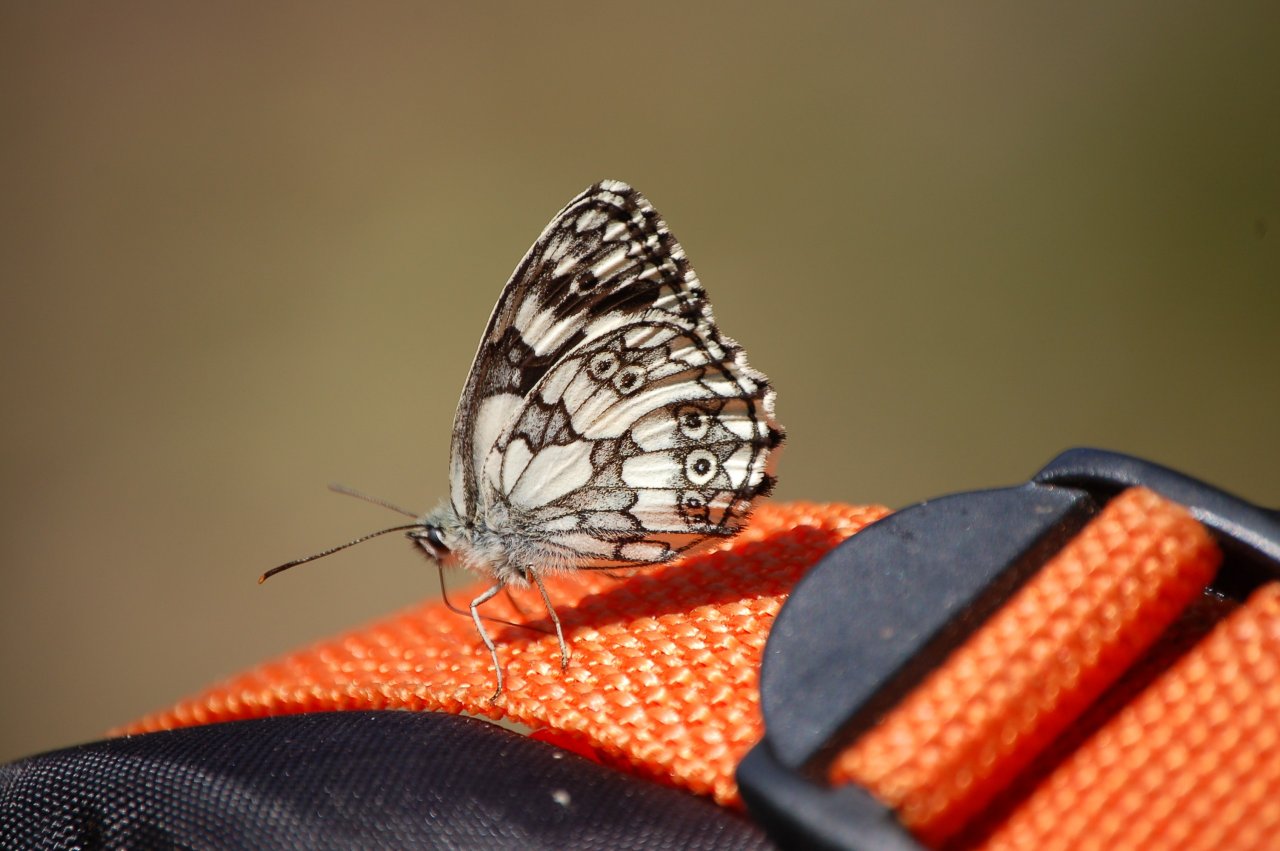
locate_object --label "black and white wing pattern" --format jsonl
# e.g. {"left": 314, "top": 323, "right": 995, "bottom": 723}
{"left": 446, "top": 180, "right": 781, "bottom": 572}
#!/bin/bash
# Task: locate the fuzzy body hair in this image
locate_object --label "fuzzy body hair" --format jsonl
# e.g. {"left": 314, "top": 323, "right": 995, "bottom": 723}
{"left": 418, "top": 500, "right": 577, "bottom": 587}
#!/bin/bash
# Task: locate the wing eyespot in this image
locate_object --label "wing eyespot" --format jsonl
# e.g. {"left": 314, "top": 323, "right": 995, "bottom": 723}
{"left": 675, "top": 405, "right": 711, "bottom": 440}
{"left": 678, "top": 489, "right": 713, "bottom": 524}
{"left": 588, "top": 351, "right": 619, "bottom": 380}
{"left": 684, "top": 449, "right": 719, "bottom": 486}
{"left": 612, "top": 365, "right": 646, "bottom": 395}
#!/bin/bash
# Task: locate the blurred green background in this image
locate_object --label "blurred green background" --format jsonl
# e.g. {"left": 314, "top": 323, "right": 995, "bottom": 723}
{"left": 2, "top": 3, "right": 1277, "bottom": 765}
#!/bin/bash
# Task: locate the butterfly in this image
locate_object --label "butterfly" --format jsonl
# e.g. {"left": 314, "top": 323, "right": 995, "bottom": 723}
{"left": 262, "top": 180, "right": 783, "bottom": 698}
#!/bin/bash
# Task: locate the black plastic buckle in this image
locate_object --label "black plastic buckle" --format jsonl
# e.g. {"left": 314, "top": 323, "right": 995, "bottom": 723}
{"left": 737, "top": 448, "right": 1280, "bottom": 851}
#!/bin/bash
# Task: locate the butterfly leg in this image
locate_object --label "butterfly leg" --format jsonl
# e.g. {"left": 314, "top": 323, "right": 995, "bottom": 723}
{"left": 469, "top": 582, "right": 506, "bottom": 701}
{"left": 529, "top": 570, "right": 570, "bottom": 671}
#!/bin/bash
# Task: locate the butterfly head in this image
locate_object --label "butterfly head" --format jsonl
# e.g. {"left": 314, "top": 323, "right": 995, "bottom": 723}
{"left": 407, "top": 523, "right": 450, "bottom": 562}
{"left": 409, "top": 502, "right": 479, "bottom": 570}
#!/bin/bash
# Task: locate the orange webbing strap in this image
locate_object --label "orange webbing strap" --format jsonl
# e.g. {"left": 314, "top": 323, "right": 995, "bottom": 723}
{"left": 120, "top": 491, "right": 1275, "bottom": 847}
{"left": 826, "top": 487, "right": 1222, "bottom": 845}
{"left": 119, "top": 502, "right": 890, "bottom": 806}
{"left": 973, "top": 582, "right": 1280, "bottom": 851}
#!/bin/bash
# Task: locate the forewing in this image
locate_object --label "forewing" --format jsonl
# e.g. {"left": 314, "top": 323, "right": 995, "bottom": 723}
{"left": 449, "top": 180, "right": 711, "bottom": 521}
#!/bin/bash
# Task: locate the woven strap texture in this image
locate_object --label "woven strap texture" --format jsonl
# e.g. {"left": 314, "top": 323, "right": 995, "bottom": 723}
{"left": 122, "top": 502, "right": 888, "bottom": 806}
{"left": 120, "top": 493, "right": 1280, "bottom": 848}
{"left": 973, "top": 582, "right": 1280, "bottom": 851}
{"left": 829, "top": 486, "right": 1221, "bottom": 845}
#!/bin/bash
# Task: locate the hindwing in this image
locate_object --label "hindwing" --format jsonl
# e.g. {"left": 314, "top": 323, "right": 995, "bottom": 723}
{"left": 480, "top": 317, "right": 780, "bottom": 567}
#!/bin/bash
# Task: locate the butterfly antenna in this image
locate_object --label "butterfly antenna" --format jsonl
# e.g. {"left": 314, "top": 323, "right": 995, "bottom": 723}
{"left": 327, "top": 483, "right": 419, "bottom": 519}
{"left": 259, "top": 524, "right": 425, "bottom": 583}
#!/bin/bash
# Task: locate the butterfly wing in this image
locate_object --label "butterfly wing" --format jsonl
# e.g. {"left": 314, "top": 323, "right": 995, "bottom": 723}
{"left": 463, "top": 183, "right": 782, "bottom": 568}
{"left": 448, "top": 180, "right": 716, "bottom": 523}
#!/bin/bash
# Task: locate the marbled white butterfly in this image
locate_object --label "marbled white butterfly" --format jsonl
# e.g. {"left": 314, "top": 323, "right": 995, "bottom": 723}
{"left": 263, "top": 180, "right": 783, "bottom": 697}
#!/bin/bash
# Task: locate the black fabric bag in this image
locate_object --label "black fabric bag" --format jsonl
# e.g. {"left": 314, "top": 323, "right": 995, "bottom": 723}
{"left": 0, "top": 711, "right": 775, "bottom": 850}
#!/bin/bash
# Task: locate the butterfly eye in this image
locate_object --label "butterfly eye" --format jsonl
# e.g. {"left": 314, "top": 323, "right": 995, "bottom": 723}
{"left": 413, "top": 526, "right": 450, "bottom": 558}
{"left": 684, "top": 449, "right": 719, "bottom": 486}
{"left": 612, "top": 365, "right": 646, "bottom": 395}
{"left": 676, "top": 407, "right": 710, "bottom": 440}
{"left": 588, "top": 351, "right": 619, "bottom": 380}
{"left": 427, "top": 527, "right": 449, "bottom": 553}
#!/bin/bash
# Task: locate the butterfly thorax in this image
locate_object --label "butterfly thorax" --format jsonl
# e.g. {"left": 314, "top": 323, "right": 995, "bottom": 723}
{"left": 416, "top": 501, "right": 576, "bottom": 587}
